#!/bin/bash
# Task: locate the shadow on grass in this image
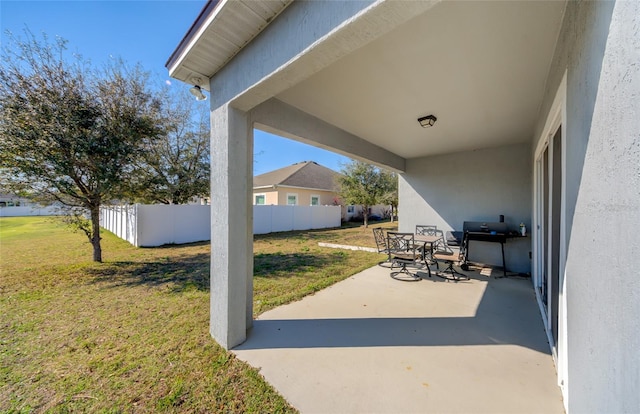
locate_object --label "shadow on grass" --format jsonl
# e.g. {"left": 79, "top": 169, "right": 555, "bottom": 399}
{"left": 254, "top": 252, "right": 344, "bottom": 278}
{"left": 253, "top": 228, "right": 339, "bottom": 243}
{"left": 252, "top": 221, "right": 395, "bottom": 245}
{"left": 87, "top": 248, "right": 349, "bottom": 291}
{"left": 143, "top": 240, "right": 210, "bottom": 250}
{"left": 87, "top": 252, "right": 210, "bottom": 292}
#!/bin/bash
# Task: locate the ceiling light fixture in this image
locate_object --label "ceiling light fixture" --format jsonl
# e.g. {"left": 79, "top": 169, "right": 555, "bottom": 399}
{"left": 189, "top": 77, "right": 207, "bottom": 101}
{"left": 418, "top": 114, "right": 437, "bottom": 128}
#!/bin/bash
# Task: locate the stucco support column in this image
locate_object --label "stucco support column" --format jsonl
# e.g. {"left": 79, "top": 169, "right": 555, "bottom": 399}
{"left": 210, "top": 103, "right": 253, "bottom": 349}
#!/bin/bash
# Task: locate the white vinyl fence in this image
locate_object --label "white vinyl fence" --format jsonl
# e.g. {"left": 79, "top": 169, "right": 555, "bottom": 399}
{"left": 101, "top": 204, "right": 341, "bottom": 247}
{"left": 100, "top": 204, "right": 210, "bottom": 247}
{"left": 254, "top": 205, "right": 340, "bottom": 235}
{"left": 0, "top": 206, "right": 59, "bottom": 217}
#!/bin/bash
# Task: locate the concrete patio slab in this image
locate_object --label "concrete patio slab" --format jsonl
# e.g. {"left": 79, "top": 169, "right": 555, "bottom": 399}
{"left": 233, "top": 265, "right": 565, "bottom": 413}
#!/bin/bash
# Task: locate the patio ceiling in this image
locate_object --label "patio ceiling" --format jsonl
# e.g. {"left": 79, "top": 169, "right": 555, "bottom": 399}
{"left": 275, "top": 1, "right": 566, "bottom": 159}
{"left": 169, "top": 0, "right": 566, "bottom": 160}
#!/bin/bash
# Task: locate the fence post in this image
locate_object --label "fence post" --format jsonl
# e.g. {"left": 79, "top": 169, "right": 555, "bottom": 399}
{"left": 134, "top": 204, "right": 139, "bottom": 247}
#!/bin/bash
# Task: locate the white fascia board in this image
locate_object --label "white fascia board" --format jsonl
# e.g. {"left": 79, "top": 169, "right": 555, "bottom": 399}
{"left": 275, "top": 185, "right": 336, "bottom": 192}
{"left": 167, "top": 0, "right": 230, "bottom": 84}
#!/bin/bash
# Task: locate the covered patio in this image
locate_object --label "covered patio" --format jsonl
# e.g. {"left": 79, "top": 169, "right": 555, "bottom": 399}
{"left": 166, "top": 0, "right": 564, "bottom": 349}
{"left": 167, "top": 0, "right": 640, "bottom": 412}
{"left": 233, "top": 264, "right": 564, "bottom": 413}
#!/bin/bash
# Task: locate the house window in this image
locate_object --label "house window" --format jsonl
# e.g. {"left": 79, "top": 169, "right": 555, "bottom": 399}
{"left": 347, "top": 205, "right": 355, "bottom": 214}
{"left": 311, "top": 195, "right": 320, "bottom": 206}
{"left": 254, "top": 194, "right": 266, "bottom": 205}
{"left": 287, "top": 194, "right": 298, "bottom": 205}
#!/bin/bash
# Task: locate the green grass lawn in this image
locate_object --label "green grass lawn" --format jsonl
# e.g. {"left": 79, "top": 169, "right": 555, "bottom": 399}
{"left": 0, "top": 216, "right": 395, "bottom": 413}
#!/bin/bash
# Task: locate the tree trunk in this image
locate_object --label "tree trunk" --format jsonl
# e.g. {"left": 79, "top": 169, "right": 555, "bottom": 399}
{"left": 90, "top": 205, "right": 102, "bottom": 262}
{"left": 363, "top": 204, "right": 369, "bottom": 228}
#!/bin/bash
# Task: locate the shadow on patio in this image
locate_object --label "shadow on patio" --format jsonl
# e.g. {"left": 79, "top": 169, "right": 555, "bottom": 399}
{"left": 233, "top": 264, "right": 564, "bottom": 413}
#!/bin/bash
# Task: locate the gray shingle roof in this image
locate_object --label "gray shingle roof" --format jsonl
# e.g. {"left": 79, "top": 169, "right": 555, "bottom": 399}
{"left": 253, "top": 161, "right": 340, "bottom": 191}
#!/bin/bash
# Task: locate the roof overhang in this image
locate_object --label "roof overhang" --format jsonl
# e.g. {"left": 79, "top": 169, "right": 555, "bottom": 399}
{"left": 167, "top": 0, "right": 566, "bottom": 162}
{"left": 166, "top": 0, "right": 293, "bottom": 89}
{"left": 271, "top": 184, "right": 336, "bottom": 192}
{"left": 253, "top": 184, "right": 336, "bottom": 192}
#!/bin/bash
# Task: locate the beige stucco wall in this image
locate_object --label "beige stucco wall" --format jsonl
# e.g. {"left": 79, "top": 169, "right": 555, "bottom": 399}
{"left": 276, "top": 188, "right": 337, "bottom": 206}
{"left": 253, "top": 188, "right": 338, "bottom": 206}
{"left": 252, "top": 190, "right": 279, "bottom": 205}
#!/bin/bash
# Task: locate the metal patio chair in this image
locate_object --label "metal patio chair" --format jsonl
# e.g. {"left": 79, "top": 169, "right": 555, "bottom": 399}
{"left": 415, "top": 224, "right": 438, "bottom": 236}
{"left": 386, "top": 232, "right": 427, "bottom": 281}
{"left": 431, "top": 237, "right": 468, "bottom": 282}
{"left": 372, "top": 227, "right": 392, "bottom": 267}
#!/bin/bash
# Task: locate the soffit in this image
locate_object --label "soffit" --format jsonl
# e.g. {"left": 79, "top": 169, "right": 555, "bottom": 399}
{"left": 167, "top": 0, "right": 292, "bottom": 88}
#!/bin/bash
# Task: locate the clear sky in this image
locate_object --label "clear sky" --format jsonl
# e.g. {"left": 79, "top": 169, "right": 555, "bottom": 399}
{"left": 0, "top": 0, "right": 352, "bottom": 176}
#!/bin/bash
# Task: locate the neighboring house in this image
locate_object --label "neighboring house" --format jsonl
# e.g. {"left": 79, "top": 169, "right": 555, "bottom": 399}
{"left": 0, "top": 193, "right": 58, "bottom": 217}
{"left": 253, "top": 161, "right": 339, "bottom": 207}
{"left": 343, "top": 204, "right": 388, "bottom": 222}
{"left": 0, "top": 193, "right": 32, "bottom": 208}
{"left": 166, "top": 1, "right": 639, "bottom": 412}
{"left": 253, "top": 161, "right": 387, "bottom": 221}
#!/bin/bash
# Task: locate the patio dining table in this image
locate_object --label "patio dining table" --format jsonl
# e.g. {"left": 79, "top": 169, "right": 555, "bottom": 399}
{"left": 414, "top": 233, "right": 444, "bottom": 263}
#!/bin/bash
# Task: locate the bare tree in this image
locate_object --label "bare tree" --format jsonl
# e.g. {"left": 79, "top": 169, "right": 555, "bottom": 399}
{"left": 128, "top": 88, "right": 210, "bottom": 205}
{"left": 0, "top": 31, "right": 164, "bottom": 262}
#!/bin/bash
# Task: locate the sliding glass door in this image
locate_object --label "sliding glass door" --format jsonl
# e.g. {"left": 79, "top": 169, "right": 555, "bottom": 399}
{"left": 535, "top": 125, "right": 562, "bottom": 355}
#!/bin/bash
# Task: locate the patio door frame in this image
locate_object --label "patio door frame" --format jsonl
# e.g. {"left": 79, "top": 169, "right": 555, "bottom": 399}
{"left": 533, "top": 72, "right": 568, "bottom": 397}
